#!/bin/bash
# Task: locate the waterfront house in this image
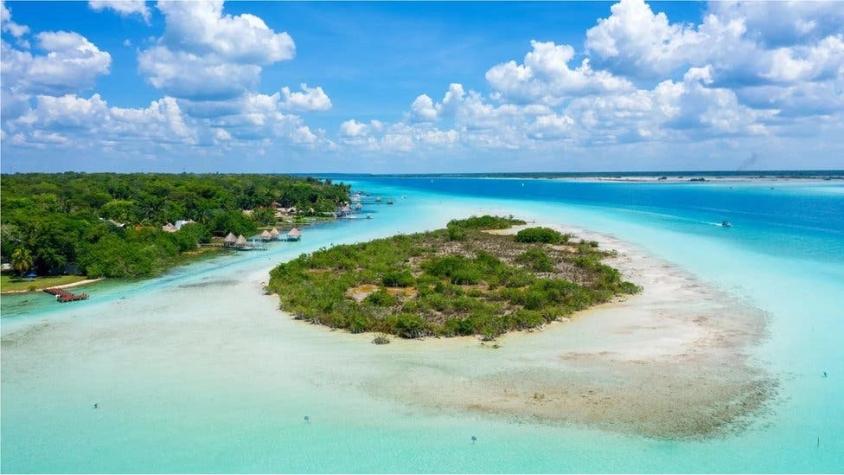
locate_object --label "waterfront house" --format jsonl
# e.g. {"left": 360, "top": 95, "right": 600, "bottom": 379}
{"left": 223, "top": 233, "right": 237, "bottom": 247}
{"left": 270, "top": 227, "right": 280, "bottom": 239}
{"left": 287, "top": 228, "right": 301, "bottom": 241}
{"left": 235, "top": 235, "right": 248, "bottom": 248}
{"left": 260, "top": 230, "right": 273, "bottom": 241}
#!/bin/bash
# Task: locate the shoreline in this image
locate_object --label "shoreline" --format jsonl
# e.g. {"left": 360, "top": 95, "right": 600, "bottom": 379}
{"left": 1, "top": 277, "right": 104, "bottom": 295}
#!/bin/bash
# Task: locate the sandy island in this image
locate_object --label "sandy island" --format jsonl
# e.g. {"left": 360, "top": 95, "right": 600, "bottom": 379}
{"left": 354, "top": 223, "right": 775, "bottom": 439}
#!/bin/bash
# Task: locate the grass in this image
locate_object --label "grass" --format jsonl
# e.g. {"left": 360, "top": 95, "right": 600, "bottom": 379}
{"left": 269, "top": 216, "right": 640, "bottom": 340}
{"left": 1, "top": 274, "right": 91, "bottom": 293}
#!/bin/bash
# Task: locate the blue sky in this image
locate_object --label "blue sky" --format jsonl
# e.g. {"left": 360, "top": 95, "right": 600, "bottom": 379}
{"left": 1, "top": 1, "right": 843, "bottom": 173}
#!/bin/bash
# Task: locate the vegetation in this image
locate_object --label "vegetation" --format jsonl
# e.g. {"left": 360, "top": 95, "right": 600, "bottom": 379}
{"left": 269, "top": 216, "right": 639, "bottom": 340}
{"left": 445, "top": 215, "right": 525, "bottom": 241}
{"left": 1, "top": 173, "right": 349, "bottom": 279}
{"left": 0, "top": 274, "right": 90, "bottom": 293}
{"left": 515, "top": 227, "right": 568, "bottom": 244}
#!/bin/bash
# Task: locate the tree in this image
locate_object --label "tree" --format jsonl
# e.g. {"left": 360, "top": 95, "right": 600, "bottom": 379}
{"left": 11, "top": 247, "right": 33, "bottom": 276}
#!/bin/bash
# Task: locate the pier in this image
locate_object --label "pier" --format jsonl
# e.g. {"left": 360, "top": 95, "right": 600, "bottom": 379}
{"left": 43, "top": 287, "right": 89, "bottom": 303}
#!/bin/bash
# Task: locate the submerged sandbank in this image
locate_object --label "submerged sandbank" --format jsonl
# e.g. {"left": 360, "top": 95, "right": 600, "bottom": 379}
{"left": 346, "top": 224, "right": 775, "bottom": 438}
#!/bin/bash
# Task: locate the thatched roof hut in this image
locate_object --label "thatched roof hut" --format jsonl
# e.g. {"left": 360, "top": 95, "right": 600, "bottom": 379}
{"left": 235, "top": 235, "right": 248, "bottom": 248}
{"left": 270, "top": 227, "right": 280, "bottom": 238}
{"left": 288, "top": 228, "right": 301, "bottom": 240}
{"left": 260, "top": 230, "right": 272, "bottom": 241}
{"left": 162, "top": 223, "right": 177, "bottom": 233}
{"left": 224, "top": 232, "right": 237, "bottom": 246}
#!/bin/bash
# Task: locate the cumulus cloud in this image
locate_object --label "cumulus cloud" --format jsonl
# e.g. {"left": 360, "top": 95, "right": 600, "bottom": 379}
{"left": 1, "top": 1, "right": 29, "bottom": 37}
{"left": 486, "top": 40, "right": 632, "bottom": 103}
{"left": 3, "top": 93, "right": 197, "bottom": 149}
{"left": 410, "top": 94, "right": 438, "bottom": 122}
{"left": 585, "top": 0, "right": 751, "bottom": 79}
{"left": 279, "top": 84, "right": 332, "bottom": 112}
{"left": 88, "top": 0, "right": 150, "bottom": 22}
{"left": 138, "top": 0, "right": 295, "bottom": 99}
{"left": 2, "top": 31, "right": 111, "bottom": 95}
{"left": 138, "top": 45, "right": 261, "bottom": 100}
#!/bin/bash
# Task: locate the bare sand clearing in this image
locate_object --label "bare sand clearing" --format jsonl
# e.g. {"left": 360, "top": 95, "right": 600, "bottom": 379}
{"left": 360, "top": 224, "right": 775, "bottom": 439}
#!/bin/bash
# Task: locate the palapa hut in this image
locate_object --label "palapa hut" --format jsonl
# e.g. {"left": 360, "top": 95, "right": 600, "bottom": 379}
{"left": 223, "top": 232, "right": 237, "bottom": 247}
{"left": 287, "top": 228, "right": 301, "bottom": 241}
{"left": 260, "top": 230, "right": 273, "bottom": 241}
{"left": 235, "top": 235, "right": 248, "bottom": 248}
{"left": 270, "top": 227, "right": 280, "bottom": 239}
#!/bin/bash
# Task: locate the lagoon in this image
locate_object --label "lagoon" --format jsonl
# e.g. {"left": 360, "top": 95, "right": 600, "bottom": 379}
{"left": 2, "top": 176, "right": 843, "bottom": 472}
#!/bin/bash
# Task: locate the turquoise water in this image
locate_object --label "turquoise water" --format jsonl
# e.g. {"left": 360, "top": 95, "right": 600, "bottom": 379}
{"left": 2, "top": 177, "right": 843, "bottom": 472}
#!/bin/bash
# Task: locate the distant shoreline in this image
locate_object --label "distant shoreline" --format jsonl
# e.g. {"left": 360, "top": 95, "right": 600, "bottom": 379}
{"left": 312, "top": 170, "right": 844, "bottom": 181}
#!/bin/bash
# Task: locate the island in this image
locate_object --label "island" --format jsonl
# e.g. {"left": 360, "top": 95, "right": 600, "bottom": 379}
{"left": 0, "top": 173, "right": 350, "bottom": 289}
{"left": 269, "top": 215, "right": 640, "bottom": 340}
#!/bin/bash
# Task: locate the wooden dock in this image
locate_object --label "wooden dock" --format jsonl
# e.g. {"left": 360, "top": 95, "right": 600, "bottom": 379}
{"left": 43, "top": 287, "right": 89, "bottom": 303}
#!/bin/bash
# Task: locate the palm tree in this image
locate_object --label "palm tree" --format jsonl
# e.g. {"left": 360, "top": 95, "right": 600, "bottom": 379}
{"left": 11, "top": 247, "right": 33, "bottom": 277}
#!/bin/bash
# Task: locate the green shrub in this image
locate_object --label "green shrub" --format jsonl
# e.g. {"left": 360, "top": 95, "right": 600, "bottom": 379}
{"left": 447, "top": 215, "right": 525, "bottom": 230}
{"left": 446, "top": 224, "right": 466, "bottom": 241}
{"left": 516, "top": 248, "right": 555, "bottom": 272}
{"left": 390, "top": 313, "right": 428, "bottom": 338}
{"left": 515, "top": 227, "right": 566, "bottom": 244}
{"left": 382, "top": 270, "right": 414, "bottom": 287}
{"left": 365, "top": 288, "right": 398, "bottom": 306}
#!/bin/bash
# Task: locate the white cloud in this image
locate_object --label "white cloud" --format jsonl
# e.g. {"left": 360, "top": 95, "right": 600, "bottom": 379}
{"left": 89, "top": 0, "right": 150, "bottom": 22}
{"left": 3, "top": 93, "right": 198, "bottom": 149}
{"left": 763, "top": 35, "right": 844, "bottom": 83}
{"left": 410, "top": 94, "right": 438, "bottom": 122}
{"left": 138, "top": 45, "right": 261, "bottom": 100}
{"left": 585, "top": 0, "right": 751, "bottom": 78}
{"left": 279, "top": 83, "right": 332, "bottom": 112}
{"left": 1, "top": 1, "right": 29, "bottom": 37}
{"left": 339, "top": 119, "right": 370, "bottom": 138}
{"left": 708, "top": 1, "right": 844, "bottom": 47}
{"left": 486, "top": 40, "right": 632, "bottom": 104}
{"left": 1, "top": 32, "right": 111, "bottom": 96}
{"left": 138, "top": 0, "right": 295, "bottom": 99}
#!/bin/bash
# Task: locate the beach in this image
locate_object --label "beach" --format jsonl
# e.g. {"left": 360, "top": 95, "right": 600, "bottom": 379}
{"left": 1, "top": 177, "right": 842, "bottom": 472}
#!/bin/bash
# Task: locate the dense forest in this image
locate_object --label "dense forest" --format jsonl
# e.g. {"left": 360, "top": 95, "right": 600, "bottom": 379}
{"left": 1, "top": 173, "right": 349, "bottom": 278}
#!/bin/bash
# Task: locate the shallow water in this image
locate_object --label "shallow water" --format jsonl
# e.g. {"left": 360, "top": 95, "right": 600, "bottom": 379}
{"left": 2, "top": 177, "right": 843, "bottom": 472}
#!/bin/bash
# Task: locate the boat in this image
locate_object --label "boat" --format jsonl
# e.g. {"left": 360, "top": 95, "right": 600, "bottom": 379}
{"left": 721, "top": 220, "right": 732, "bottom": 228}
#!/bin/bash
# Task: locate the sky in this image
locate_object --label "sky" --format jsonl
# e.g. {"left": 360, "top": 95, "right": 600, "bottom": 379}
{"left": 1, "top": 1, "right": 843, "bottom": 173}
